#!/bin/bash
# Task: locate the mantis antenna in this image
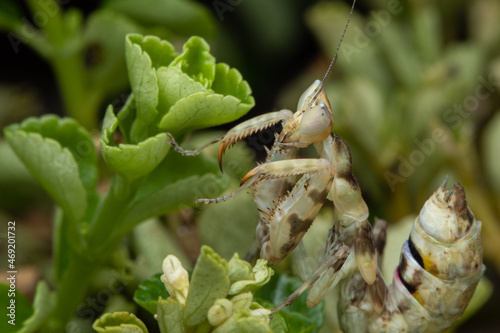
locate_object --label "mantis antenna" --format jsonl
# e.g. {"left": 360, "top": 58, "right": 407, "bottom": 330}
{"left": 309, "top": 0, "right": 357, "bottom": 105}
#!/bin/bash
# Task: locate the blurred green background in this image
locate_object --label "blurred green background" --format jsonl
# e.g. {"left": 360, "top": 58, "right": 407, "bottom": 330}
{"left": 1, "top": 0, "right": 499, "bottom": 332}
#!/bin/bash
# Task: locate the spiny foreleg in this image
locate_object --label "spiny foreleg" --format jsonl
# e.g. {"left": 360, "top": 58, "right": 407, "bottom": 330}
{"left": 166, "top": 110, "right": 293, "bottom": 169}
{"left": 195, "top": 158, "right": 334, "bottom": 204}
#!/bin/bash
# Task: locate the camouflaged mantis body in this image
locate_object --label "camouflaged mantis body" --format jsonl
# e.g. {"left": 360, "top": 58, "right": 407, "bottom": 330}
{"left": 337, "top": 181, "right": 484, "bottom": 333}
{"left": 167, "top": 79, "right": 484, "bottom": 331}
{"left": 167, "top": 80, "right": 378, "bottom": 312}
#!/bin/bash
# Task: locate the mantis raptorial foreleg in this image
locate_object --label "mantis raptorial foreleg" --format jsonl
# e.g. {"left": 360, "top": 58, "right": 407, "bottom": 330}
{"left": 167, "top": 110, "right": 293, "bottom": 169}
{"left": 195, "top": 158, "right": 334, "bottom": 204}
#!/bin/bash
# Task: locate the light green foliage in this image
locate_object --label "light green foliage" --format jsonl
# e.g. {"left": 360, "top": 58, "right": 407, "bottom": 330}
{"left": 17, "top": 282, "right": 57, "bottom": 333}
{"left": 0, "top": 0, "right": 217, "bottom": 129}
{"left": 101, "top": 106, "right": 170, "bottom": 181}
{"left": 4, "top": 115, "right": 97, "bottom": 224}
{"left": 184, "top": 246, "right": 231, "bottom": 326}
{"left": 93, "top": 312, "right": 148, "bottom": 333}
{"left": 126, "top": 246, "right": 326, "bottom": 332}
{"left": 228, "top": 253, "right": 254, "bottom": 283}
{"left": 124, "top": 34, "right": 254, "bottom": 140}
{"left": 229, "top": 259, "right": 274, "bottom": 295}
{"left": 127, "top": 246, "right": 292, "bottom": 332}
{"left": 3, "top": 33, "right": 255, "bottom": 332}
{"left": 157, "top": 299, "right": 184, "bottom": 333}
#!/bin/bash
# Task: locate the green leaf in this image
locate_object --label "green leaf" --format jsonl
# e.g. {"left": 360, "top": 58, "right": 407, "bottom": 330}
{"left": 156, "top": 66, "right": 206, "bottom": 119}
{"left": 0, "top": 283, "right": 33, "bottom": 333}
{"left": 124, "top": 34, "right": 254, "bottom": 139}
{"left": 269, "top": 313, "right": 288, "bottom": 333}
{"left": 127, "top": 33, "right": 178, "bottom": 70}
{"left": 104, "top": 0, "right": 217, "bottom": 38}
{"left": 4, "top": 115, "right": 97, "bottom": 223}
{"left": 170, "top": 36, "right": 215, "bottom": 88}
{"left": 184, "top": 246, "right": 230, "bottom": 326}
{"left": 134, "top": 273, "right": 169, "bottom": 315}
{"left": 101, "top": 105, "right": 170, "bottom": 180}
{"left": 229, "top": 260, "right": 274, "bottom": 296}
{"left": 157, "top": 298, "right": 184, "bottom": 333}
{"left": 18, "top": 281, "right": 57, "bottom": 333}
{"left": 212, "top": 63, "right": 255, "bottom": 107}
{"left": 122, "top": 149, "right": 227, "bottom": 228}
{"left": 228, "top": 253, "right": 254, "bottom": 284}
{"left": 93, "top": 312, "right": 148, "bottom": 333}
{"left": 125, "top": 34, "right": 178, "bottom": 142}
{"left": 212, "top": 309, "right": 271, "bottom": 333}
{"left": 159, "top": 62, "right": 255, "bottom": 136}
{"left": 125, "top": 34, "right": 162, "bottom": 142}
{"left": 254, "top": 273, "right": 325, "bottom": 333}
{"left": 116, "top": 94, "right": 137, "bottom": 144}
{"left": 159, "top": 92, "right": 253, "bottom": 137}
{"left": 0, "top": 139, "right": 45, "bottom": 212}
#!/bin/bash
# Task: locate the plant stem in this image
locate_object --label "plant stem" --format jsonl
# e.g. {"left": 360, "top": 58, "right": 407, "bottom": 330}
{"left": 52, "top": 58, "right": 101, "bottom": 129}
{"left": 86, "top": 175, "right": 137, "bottom": 255}
{"left": 48, "top": 175, "right": 139, "bottom": 330}
{"left": 46, "top": 253, "right": 96, "bottom": 332}
{"left": 25, "top": 0, "right": 101, "bottom": 129}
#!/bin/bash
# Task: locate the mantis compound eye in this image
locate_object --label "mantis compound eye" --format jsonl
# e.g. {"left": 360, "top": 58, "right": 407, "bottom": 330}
{"left": 298, "top": 103, "right": 333, "bottom": 143}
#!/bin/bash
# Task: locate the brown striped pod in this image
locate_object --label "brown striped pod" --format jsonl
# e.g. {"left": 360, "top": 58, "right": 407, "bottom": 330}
{"left": 389, "top": 180, "right": 484, "bottom": 332}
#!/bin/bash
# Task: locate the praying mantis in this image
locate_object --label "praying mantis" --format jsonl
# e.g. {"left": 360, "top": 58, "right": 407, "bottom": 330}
{"left": 166, "top": 0, "right": 484, "bottom": 331}
{"left": 167, "top": 0, "right": 378, "bottom": 310}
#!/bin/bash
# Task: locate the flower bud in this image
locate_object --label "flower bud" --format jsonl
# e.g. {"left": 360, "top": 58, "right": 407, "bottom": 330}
{"left": 230, "top": 292, "right": 253, "bottom": 310}
{"left": 208, "top": 298, "right": 234, "bottom": 326}
{"left": 161, "top": 255, "right": 189, "bottom": 306}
